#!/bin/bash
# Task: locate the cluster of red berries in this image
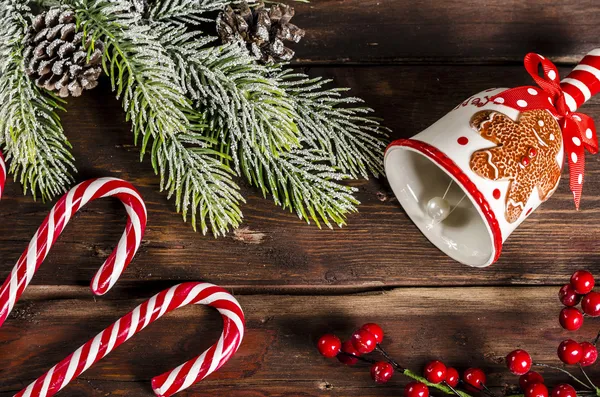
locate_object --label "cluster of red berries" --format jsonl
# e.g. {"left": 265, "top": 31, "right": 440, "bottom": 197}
{"left": 505, "top": 350, "right": 576, "bottom": 397}
{"left": 317, "top": 323, "right": 394, "bottom": 383}
{"left": 557, "top": 339, "right": 597, "bottom": 366}
{"left": 421, "top": 362, "right": 487, "bottom": 395}
{"left": 555, "top": 270, "right": 600, "bottom": 367}
{"left": 318, "top": 324, "right": 488, "bottom": 397}
{"left": 318, "top": 272, "right": 600, "bottom": 396}
{"left": 559, "top": 270, "right": 600, "bottom": 331}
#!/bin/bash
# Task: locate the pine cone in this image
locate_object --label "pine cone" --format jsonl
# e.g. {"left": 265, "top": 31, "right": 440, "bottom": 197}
{"left": 217, "top": 1, "right": 305, "bottom": 63}
{"left": 23, "top": 7, "right": 104, "bottom": 98}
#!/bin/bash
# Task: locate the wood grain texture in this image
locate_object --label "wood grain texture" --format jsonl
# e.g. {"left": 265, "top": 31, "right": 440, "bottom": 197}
{"left": 1, "top": 287, "right": 598, "bottom": 396}
{"left": 3, "top": 2, "right": 600, "bottom": 396}
{"left": 287, "top": 0, "right": 600, "bottom": 64}
{"left": 0, "top": 66, "right": 599, "bottom": 294}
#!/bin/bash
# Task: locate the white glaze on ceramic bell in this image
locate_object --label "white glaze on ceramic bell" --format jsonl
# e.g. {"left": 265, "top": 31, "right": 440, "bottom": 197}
{"left": 384, "top": 88, "right": 564, "bottom": 267}
{"left": 385, "top": 49, "right": 600, "bottom": 267}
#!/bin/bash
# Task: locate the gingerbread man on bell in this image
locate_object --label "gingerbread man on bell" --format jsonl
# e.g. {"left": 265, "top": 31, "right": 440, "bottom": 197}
{"left": 469, "top": 109, "right": 563, "bottom": 223}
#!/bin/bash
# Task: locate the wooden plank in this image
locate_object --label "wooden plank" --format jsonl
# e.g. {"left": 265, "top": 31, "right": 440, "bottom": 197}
{"left": 0, "top": 66, "right": 599, "bottom": 293}
{"left": 1, "top": 286, "right": 598, "bottom": 395}
{"left": 287, "top": 0, "right": 600, "bottom": 64}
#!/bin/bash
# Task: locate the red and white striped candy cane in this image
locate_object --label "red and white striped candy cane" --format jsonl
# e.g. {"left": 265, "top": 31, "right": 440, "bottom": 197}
{"left": 0, "top": 151, "right": 6, "bottom": 199}
{"left": 561, "top": 48, "right": 600, "bottom": 111}
{"left": 0, "top": 177, "right": 147, "bottom": 327}
{"left": 15, "top": 282, "right": 245, "bottom": 397}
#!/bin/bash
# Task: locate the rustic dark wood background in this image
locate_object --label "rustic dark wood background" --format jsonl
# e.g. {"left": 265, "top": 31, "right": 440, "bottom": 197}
{"left": 3, "top": 0, "right": 600, "bottom": 395}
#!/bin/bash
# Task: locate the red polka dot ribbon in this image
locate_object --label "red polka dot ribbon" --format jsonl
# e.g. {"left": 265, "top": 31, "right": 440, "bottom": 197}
{"left": 490, "top": 51, "right": 600, "bottom": 209}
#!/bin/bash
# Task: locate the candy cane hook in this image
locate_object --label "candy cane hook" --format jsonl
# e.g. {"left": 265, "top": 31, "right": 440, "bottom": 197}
{"left": 15, "top": 282, "right": 245, "bottom": 397}
{"left": 0, "top": 177, "right": 147, "bottom": 327}
{"left": 0, "top": 151, "right": 6, "bottom": 199}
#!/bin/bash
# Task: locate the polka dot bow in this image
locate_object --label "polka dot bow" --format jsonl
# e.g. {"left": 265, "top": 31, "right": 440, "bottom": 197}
{"left": 490, "top": 52, "right": 600, "bottom": 209}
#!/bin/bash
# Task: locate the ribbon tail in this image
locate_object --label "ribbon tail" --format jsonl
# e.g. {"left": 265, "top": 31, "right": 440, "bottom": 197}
{"left": 573, "top": 112, "right": 598, "bottom": 154}
{"left": 564, "top": 129, "right": 586, "bottom": 210}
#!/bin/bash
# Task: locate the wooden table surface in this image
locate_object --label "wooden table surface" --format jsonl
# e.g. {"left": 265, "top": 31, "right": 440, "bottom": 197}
{"left": 3, "top": 1, "right": 600, "bottom": 396}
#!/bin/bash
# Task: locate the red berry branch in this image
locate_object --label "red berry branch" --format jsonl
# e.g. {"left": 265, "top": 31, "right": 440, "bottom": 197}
{"left": 317, "top": 270, "right": 600, "bottom": 397}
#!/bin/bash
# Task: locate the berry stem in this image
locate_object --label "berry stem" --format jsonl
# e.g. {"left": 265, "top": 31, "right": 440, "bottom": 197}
{"left": 403, "top": 369, "right": 472, "bottom": 397}
{"left": 338, "top": 351, "right": 377, "bottom": 364}
{"left": 443, "top": 381, "right": 464, "bottom": 397}
{"left": 375, "top": 345, "right": 406, "bottom": 371}
{"left": 403, "top": 369, "right": 527, "bottom": 397}
{"left": 480, "top": 382, "right": 500, "bottom": 397}
{"left": 532, "top": 363, "right": 593, "bottom": 390}
{"left": 593, "top": 330, "right": 600, "bottom": 346}
{"left": 578, "top": 364, "right": 597, "bottom": 390}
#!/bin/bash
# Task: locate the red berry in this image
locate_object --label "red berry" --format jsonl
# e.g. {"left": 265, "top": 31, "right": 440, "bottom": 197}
{"left": 580, "top": 342, "right": 598, "bottom": 367}
{"left": 351, "top": 329, "right": 377, "bottom": 354}
{"left": 463, "top": 368, "right": 486, "bottom": 392}
{"left": 559, "top": 307, "right": 584, "bottom": 331}
{"left": 559, "top": 284, "right": 582, "bottom": 307}
{"left": 519, "top": 371, "right": 544, "bottom": 391}
{"left": 557, "top": 339, "right": 583, "bottom": 365}
{"left": 525, "top": 383, "right": 549, "bottom": 397}
{"left": 424, "top": 360, "right": 447, "bottom": 383}
{"left": 445, "top": 367, "right": 459, "bottom": 388}
{"left": 551, "top": 384, "right": 576, "bottom": 397}
{"left": 571, "top": 270, "right": 595, "bottom": 294}
{"left": 338, "top": 340, "right": 361, "bottom": 365}
{"left": 506, "top": 349, "right": 532, "bottom": 375}
{"left": 361, "top": 323, "right": 384, "bottom": 344}
{"left": 371, "top": 361, "right": 394, "bottom": 384}
{"left": 317, "top": 334, "right": 341, "bottom": 358}
{"left": 582, "top": 292, "right": 600, "bottom": 317}
{"left": 404, "top": 382, "right": 429, "bottom": 397}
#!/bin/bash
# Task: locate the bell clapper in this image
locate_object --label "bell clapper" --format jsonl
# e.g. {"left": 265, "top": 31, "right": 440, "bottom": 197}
{"left": 426, "top": 179, "right": 467, "bottom": 225}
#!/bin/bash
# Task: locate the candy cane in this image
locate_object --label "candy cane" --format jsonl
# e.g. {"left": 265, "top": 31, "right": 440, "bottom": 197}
{"left": 15, "top": 282, "right": 245, "bottom": 397}
{"left": 0, "top": 177, "right": 147, "bottom": 327}
{"left": 0, "top": 151, "right": 6, "bottom": 199}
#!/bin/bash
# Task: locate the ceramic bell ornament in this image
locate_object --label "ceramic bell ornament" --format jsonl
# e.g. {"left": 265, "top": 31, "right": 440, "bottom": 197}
{"left": 385, "top": 49, "right": 600, "bottom": 267}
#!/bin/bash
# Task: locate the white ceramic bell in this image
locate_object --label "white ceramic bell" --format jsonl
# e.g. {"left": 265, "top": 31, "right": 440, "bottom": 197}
{"left": 385, "top": 49, "right": 600, "bottom": 267}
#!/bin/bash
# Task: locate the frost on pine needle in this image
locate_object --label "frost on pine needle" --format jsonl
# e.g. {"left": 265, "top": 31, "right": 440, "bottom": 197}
{"left": 149, "top": 0, "right": 247, "bottom": 24}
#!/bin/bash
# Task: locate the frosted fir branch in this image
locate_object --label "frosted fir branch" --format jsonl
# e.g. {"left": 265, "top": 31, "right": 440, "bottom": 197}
{"left": 75, "top": 0, "right": 244, "bottom": 235}
{"left": 159, "top": 24, "right": 300, "bottom": 169}
{"left": 155, "top": 133, "right": 245, "bottom": 236}
{"left": 251, "top": 145, "right": 359, "bottom": 228}
{"left": 148, "top": 0, "right": 308, "bottom": 23}
{"left": 0, "top": 2, "right": 75, "bottom": 200}
{"left": 278, "top": 70, "right": 388, "bottom": 179}
{"left": 157, "top": 21, "right": 360, "bottom": 227}
{"left": 74, "top": 1, "right": 189, "bottom": 144}
{"left": 148, "top": 0, "right": 242, "bottom": 24}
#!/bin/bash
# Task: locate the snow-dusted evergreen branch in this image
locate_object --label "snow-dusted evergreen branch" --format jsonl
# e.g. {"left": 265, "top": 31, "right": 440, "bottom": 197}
{"left": 149, "top": 0, "right": 245, "bottom": 24}
{"left": 74, "top": 0, "right": 244, "bottom": 235}
{"left": 0, "top": 1, "right": 75, "bottom": 200}
{"left": 278, "top": 71, "right": 388, "bottom": 179}
{"left": 252, "top": 146, "right": 359, "bottom": 227}
{"left": 0, "top": 0, "right": 388, "bottom": 234}
{"left": 157, "top": 21, "right": 361, "bottom": 227}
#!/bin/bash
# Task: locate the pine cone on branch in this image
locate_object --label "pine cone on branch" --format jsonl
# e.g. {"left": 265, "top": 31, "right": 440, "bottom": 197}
{"left": 23, "top": 7, "right": 104, "bottom": 98}
{"left": 217, "top": 1, "right": 305, "bottom": 63}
